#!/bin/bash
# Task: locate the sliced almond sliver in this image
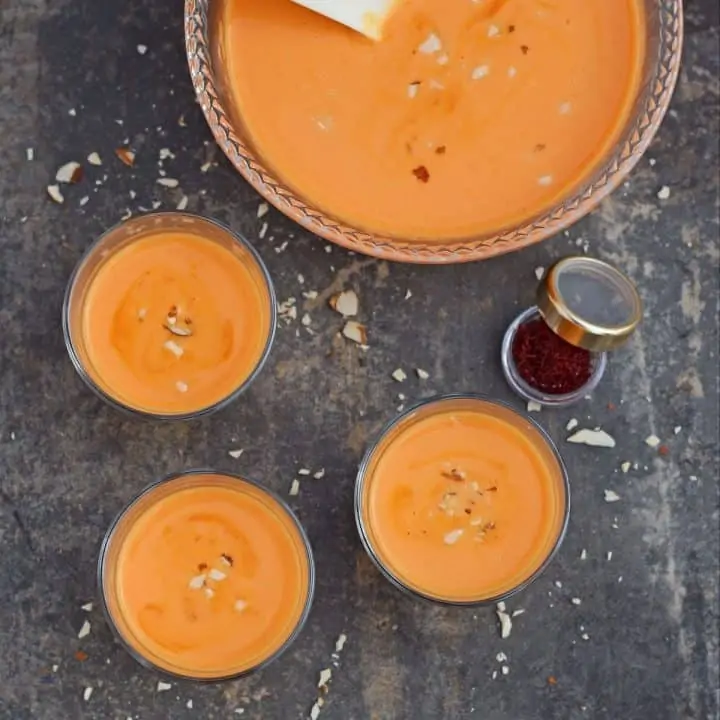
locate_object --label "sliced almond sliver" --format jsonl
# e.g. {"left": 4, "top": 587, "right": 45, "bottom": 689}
{"left": 47, "top": 184, "right": 64, "bottom": 204}
{"left": 77, "top": 620, "right": 91, "bottom": 639}
{"left": 329, "top": 290, "right": 359, "bottom": 317}
{"left": 56, "top": 161, "right": 83, "bottom": 184}
{"left": 115, "top": 147, "right": 135, "bottom": 167}
{"left": 342, "top": 321, "right": 367, "bottom": 345}
{"left": 165, "top": 324, "right": 192, "bottom": 337}
{"left": 163, "top": 339, "right": 184, "bottom": 358}
{"left": 443, "top": 529, "right": 463, "bottom": 545}
{"left": 188, "top": 574, "right": 206, "bottom": 590}
{"left": 208, "top": 568, "right": 226, "bottom": 582}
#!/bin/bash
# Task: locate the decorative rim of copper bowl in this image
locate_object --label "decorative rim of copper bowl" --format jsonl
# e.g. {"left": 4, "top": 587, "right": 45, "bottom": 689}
{"left": 184, "top": 0, "right": 683, "bottom": 264}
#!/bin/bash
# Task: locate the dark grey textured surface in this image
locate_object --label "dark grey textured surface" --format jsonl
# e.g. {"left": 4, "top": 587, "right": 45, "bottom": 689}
{"left": 0, "top": 1, "right": 718, "bottom": 719}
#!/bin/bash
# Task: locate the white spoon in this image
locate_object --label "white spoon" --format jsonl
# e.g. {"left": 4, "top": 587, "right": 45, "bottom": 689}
{"left": 290, "top": 0, "right": 399, "bottom": 40}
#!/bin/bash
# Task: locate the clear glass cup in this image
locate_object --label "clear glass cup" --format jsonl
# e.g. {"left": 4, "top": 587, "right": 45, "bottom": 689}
{"left": 62, "top": 212, "right": 277, "bottom": 421}
{"left": 98, "top": 469, "right": 315, "bottom": 681}
{"left": 354, "top": 394, "right": 570, "bottom": 606}
{"left": 501, "top": 306, "right": 607, "bottom": 408}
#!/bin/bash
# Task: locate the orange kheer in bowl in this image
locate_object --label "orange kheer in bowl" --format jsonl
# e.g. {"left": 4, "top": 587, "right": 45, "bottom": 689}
{"left": 63, "top": 213, "right": 276, "bottom": 420}
{"left": 99, "top": 471, "right": 314, "bottom": 680}
{"left": 210, "top": 0, "right": 651, "bottom": 244}
{"left": 355, "top": 395, "right": 569, "bottom": 604}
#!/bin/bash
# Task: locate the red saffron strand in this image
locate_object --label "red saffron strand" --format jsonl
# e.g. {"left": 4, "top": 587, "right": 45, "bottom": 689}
{"left": 512, "top": 319, "right": 592, "bottom": 394}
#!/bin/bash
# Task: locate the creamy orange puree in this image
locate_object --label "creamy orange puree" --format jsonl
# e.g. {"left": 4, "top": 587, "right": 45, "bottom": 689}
{"left": 361, "top": 404, "right": 566, "bottom": 601}
{"left": 81, "top": 231, "right": 271, "bottom": 414}
{"left": 111, "top": 477, "right": 310, "bottom": 676}
{"left": 221, "top": 0, "right": 644, "bottom": 239}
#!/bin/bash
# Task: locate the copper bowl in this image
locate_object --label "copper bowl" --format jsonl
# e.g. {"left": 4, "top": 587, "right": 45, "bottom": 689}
{"left": 185, "top": 0, "right": 683, "bottom": 264}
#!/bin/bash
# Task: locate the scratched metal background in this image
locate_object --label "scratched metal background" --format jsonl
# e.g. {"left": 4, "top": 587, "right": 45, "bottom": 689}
{"left": 0, "top": 1, "right": 718, "bottom": 718}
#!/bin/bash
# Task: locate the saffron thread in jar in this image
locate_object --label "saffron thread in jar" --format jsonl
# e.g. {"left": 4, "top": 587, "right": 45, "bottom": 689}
{"left": 512, "top": 319, "right": 592, "bottom": 394}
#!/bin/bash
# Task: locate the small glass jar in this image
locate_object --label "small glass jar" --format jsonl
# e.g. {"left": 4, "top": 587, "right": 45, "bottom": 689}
{"left": 501, "top": 257, "right": 642, "bottom": 408}
{"left": 62, "top": 212, "right": 277, "bottom": 421}
{"left": 99, "top": 469, "right": 315, "bottom": 681}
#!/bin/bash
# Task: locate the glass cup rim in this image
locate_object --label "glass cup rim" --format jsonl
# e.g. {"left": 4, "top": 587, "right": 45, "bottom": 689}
{"left": 97, "top": 468, "right": 316, "bottom": 682}
{"left": 354, "top": 392, "right": 571, "bottom": 606}
{"left": 61, "top": 211, "right": 278, "bottom": 421}
{"left": 501, "top": 306, "right": 608, "bottom": 407}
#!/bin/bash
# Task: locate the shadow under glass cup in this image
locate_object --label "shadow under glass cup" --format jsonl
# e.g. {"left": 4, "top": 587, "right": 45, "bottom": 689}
{"left": 62, "top": 212, "right": 277, "bottom": 421}
{"left": 355, "top": 394, "right": 570, "bottom": 606}
{"left": 99, "top": 470, "right": 315, "bottom": 681}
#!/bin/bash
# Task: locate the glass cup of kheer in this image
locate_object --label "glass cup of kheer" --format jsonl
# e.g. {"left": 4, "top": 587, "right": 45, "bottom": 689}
{"left": 63, "top": 212, "right": 276, "bottom": 420}
{"left": 99, "top": 470, "right": 315, "bottom": 680}
{"left": 355, "top": 394, "right": 570, "bottom": 605}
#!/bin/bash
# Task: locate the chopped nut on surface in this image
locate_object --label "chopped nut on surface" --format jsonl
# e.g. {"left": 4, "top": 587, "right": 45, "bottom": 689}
{"left": 416, "top": 368, "right": 429, "bottom": 380}
{"left": 56, "top": 161, "right": 83, "bottom": 184}
{"left": 567, "top": 428, "right": 616, "bottom": 448}
{"left": 81, "top": 602, "right": 93, "bottom": 612}
{"left": 87, "top": 152, "right": 102, "bottom": 166}
{"left": 289, "top": 479, "right": 300, "bottom": 496}
{"left": 257, "top": 202, "right": 269, "bottom": 219}
{"left": 77, "top": 620, "right": 91, "bottom": 639}
{"left": 342, "top": 321, "right": 367, "bottom": 345}
{"left": 620, "top": 461, "right": 631, "bottom": 473}
{"left": 391, "top": 368, "right": 407, "bottom": 382}
{"left": 527, "top": 401, "right": 542, "bottom": 413}
{"left": 157, "top": 681, "right": 172, "bottom": 692}
{"left": 318, "top": 668, "right": 332, "bottom": 688}
{"left": 47, "top": 184, "right": 64, "bottom": 204}
{"left": 604, "top": 489, "right": 621, "bottom": 503}
{"left": 157, "top": 177, "right": 179, "bottom": 188}
{"left": 313, "top": 469, "right": 325, "bottom": 479}
{"left": 83, "top": 687, "right": 93, "bottom": 702}
{"left": 657, "top": 185, "right": 671, "bottom": 200}
{"left": 566, "top": 418, "right": 579, "bottom": 432}
{"left": 329, "top": 290, "right": 359, "bottom": 317}
{"left": 571, "top": 597, "right": 582, "bottom": 606}
{"left": 208, "top": 568, "right": 227, "bottom": 582}
{"left": 115, "top": 147, "right": 135, "bottom": 166}
{"left": 496, "top": 608, "right": 512, "bottom": 639}
{"left": 335, "top": 633, "right": 347, "bottom": 653}
{"left": 228, "top": 449, "right": 244, "bottom": 459}
{"left": 645, "top": 434, "right": 661, "bottom": 448}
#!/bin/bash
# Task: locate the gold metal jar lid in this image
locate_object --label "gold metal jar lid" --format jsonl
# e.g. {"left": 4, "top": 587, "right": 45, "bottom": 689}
{"left": 536, "top": 257, "right": 642, "bottom": 352}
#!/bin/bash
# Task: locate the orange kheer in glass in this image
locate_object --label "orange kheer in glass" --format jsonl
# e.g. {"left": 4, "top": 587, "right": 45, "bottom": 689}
{"left": 219, "top": 0, "right": 645, "bottom": 239}
{"left": 101, "top": 473, "right": 313, "bottom": 678}
{"left": 356, "top": 397, "right": 568, "bottom": 602}
{"left": 71, "top": 219, "right": 273, "bottom": 416}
